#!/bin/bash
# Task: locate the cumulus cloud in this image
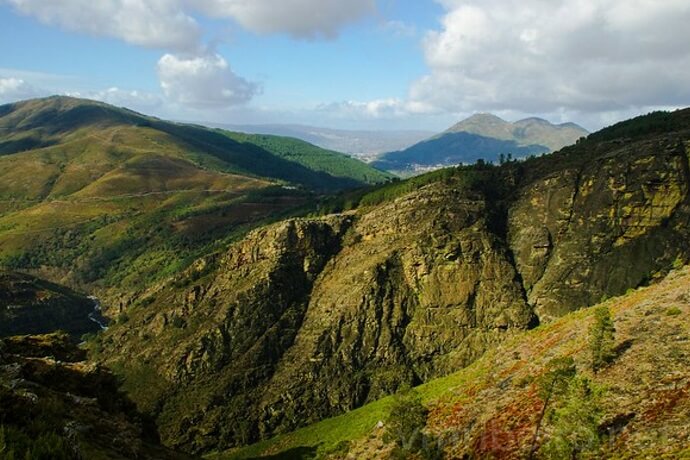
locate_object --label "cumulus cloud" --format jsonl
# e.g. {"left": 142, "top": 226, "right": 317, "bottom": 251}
{"left": 4, "top": 0, "right": 375, "bottom": 47}
{"left": 157, "top": 52, "right": 259, "bottom": 108}
{"left": 0, "top": 77, "right": 44, "bottom": 103}
{"left": 191, "top": 0, "right": 376, "bottom": 39}
{"left": 4, "top": 0, "right": 200, "bottom": 51}
{"left": 4, "top": 0, "right": 377, "bottom": 110}
{"left": 409, "top": 0, "right": 690, "bottom": 123}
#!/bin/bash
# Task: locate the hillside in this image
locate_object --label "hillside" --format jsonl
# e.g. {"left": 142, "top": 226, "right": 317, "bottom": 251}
{"left": 94, "top": 108, "right": 690, "bottom": 454}
{"left": 0, "top": 332, "right": 194, "bottom": 459}
{"left": 222, "top": 264, "right": 690, "bottom": 459}
{"left": 0, "top": 96, "right": 389, "bottom": 296}
{"left": 0, "top": 270, "right": 98, "bottom": 338}
{"left": 373, "top": 114, "right": 588, "bottom": 175}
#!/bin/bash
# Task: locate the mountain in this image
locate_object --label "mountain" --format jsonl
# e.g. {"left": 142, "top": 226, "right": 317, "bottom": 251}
{"left": 225, "top": 264, "right": 690, "bottom": 459}
{"left": 208, "top": 123, "right": 434, "bottom": 160}
{"left": 0, "top": 332, "right": 194, "bottom": 459}
{"left": 0, "top": 270, "right": 99, "bottom": 339}
{"left": 0, "top": 96, "right": 391, "bottom": 298}
{"left": 93, "top": 108, "right": 690, "bottom": 454}
{"left": 446, "top": 113, "right": 587, "bottom": 151}
{"left": 373, "top": 113, "right": 588, "bottom": 175}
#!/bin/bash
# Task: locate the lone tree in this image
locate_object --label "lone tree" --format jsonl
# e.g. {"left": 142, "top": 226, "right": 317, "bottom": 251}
{"left": 529, "top": 357, "right": 577, "bottom": 459}
{"left": 540, "top": 376, "right": 604, "bottom": 459}
{"left": 385, "top": 388, "right": 428, "bottom": 452}
{"left": 589, "top": 306, "right": 616, "bottom": 373}
{"left": 385, "top": 388, "right": 441, "bottom": 459}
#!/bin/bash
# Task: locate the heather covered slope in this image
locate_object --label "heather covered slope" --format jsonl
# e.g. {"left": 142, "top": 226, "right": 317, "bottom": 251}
{"left": 96, "top": 109, "right": 690, "bottom": 453}
{"left": 0, "top": 96, "right": 389, "bottom": 294}
{"left": 223, "top": 264, "right": 690, "bottom": 459}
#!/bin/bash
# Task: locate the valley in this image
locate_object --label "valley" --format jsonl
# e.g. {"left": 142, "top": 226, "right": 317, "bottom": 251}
{"left": 1, "top": 98, "right": 689, "bottom": 459}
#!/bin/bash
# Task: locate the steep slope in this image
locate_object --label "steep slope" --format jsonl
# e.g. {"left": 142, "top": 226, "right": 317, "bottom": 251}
{"left": 96, "top": 109, "right": 690, "bottom": 454}
{"left": 0, "top": 270, "right": 98, "bottom": 338}
{"left": 0, "top": 332, "right": 194, "bottom": 459}
{"left": 223, "top": 264, "right": 690, "bottom": 459}
{"left": 373, "top": 113, "right": 587, "bottom": 175}
{"left": 0, "top": 96, "right": 389, "bottom": 295}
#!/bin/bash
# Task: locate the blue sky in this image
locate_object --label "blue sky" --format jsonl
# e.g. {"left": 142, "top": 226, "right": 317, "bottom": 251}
{"left": 1, "top": 0, "right": 689, "bottom": 131}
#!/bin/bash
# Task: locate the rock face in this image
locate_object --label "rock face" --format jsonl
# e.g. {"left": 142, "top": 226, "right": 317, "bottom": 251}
{"left": 510, "top": 135, "right": 690, "bottom": 320}
{"left": 99, "top": 110, "right": 690, "bottom": 453}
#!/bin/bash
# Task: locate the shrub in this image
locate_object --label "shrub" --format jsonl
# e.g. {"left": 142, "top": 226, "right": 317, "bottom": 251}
{"left": 385, "top": 388, "right": 442, "bottom": 459}
{"left": 666, "top": 307, "right": 682, "bottom": 316}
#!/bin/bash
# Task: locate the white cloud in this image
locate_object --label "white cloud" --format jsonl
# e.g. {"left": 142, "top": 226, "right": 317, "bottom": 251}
{"left": 407, "top": 0, "right": 690, "bottom": 125}
{"left": 191, "top": 0, "right": 376, "bottom": 39}
{"left": 157, "top": 52, "right": 259, "bottom": 108}
{"left": 4, "top": 0, "right": 200, "bottom": 51}
{"left": 4, "top": 0, "right": 376, "bottom": 48}
{"left": 3, "top": 0, "right": 377, "bottom": 112}
{"left": 317, "top": 98, "right": 437, "bottom": 120}
{"left": 0, "top": 77, "right": 44, "bottom": 103}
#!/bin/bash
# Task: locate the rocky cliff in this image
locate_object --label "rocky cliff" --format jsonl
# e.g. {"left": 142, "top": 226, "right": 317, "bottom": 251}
{"left": 97, "top": 109, "right": 690, "bottom": 453}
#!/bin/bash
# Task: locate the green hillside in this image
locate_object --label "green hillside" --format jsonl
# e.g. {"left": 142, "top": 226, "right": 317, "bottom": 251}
{"left": 0, "top": 96, "right": 388, "bottom": 298}
{"left": 222, "top": 131, "right": 393, "bottom": 185}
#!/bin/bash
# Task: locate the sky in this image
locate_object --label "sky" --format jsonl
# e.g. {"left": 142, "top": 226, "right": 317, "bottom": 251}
{"left": 1, "top": 0, "right": 690, "bottom": 132}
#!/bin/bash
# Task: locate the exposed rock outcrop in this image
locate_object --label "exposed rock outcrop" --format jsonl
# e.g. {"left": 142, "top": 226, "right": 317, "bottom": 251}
{"left": 98, "top": 111, "right": 690, "bottom": 453}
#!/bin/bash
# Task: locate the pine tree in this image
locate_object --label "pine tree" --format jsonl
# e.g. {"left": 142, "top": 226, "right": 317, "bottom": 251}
{"left": 540, "top": 377, "right": 604, "bottom": 459}
{"left": 589, "top": 306, "right": 616, "bottom": 373}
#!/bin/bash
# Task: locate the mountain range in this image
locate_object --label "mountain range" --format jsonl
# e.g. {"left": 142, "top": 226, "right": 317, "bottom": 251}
{"left": 1, "top": 98, "right": 689, "bottom": 459}
{"left": 373, "top": 113, "right": 588, "bottom": 175}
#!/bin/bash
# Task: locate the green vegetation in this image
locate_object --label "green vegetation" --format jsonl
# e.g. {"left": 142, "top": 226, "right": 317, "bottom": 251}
{"left": 222, "top": 131, "right": 393, "bottom": 185}
{"left": 666, "top": 306, "right": 682, "bottom": 316}
{"left": 385, "top": 388, "right": 441, "bottom": 460}
{"left": 589, "top": 306, "right": 616, "bottom": 373}
{"left": 539, "top": 377, "right": 604, "bottom": 459}
{"left": 0, "top": 96, "right": 392, "bottom": 294}
{"left": 588, "top": 109, "right": 690, "bottom": 143}
{"left": 529, "top": 357, "right": 577, "bottom": 458}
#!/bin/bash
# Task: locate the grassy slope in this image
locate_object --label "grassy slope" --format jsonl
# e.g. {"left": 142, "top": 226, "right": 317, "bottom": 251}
{"left": 0, "top": 96, "right": 389, "bottom": 294}
{"left": 219, "top": 265, "right": 690, "bottom": 459}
